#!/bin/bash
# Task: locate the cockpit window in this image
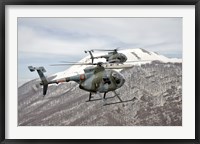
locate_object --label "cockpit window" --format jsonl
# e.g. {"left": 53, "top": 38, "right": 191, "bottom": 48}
{"left": 112, "top": 72, "right": 121, "bottom": 84}
{"left": 112, "top": 72, "right": 117, "bottom": 77}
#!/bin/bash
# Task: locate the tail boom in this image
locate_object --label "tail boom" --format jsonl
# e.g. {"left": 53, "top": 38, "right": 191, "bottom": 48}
{"left": 28, "top": 66, "right": 72, "bottom": 96}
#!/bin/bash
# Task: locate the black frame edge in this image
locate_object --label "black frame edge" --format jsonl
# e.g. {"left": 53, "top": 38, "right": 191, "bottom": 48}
{"left": 1, "top": 139, "right": 199, "bottom": 144}
{"left": 0, "top": 0, "right": 5, "bottom": 144}
{"left": 1, "top": 0, "right": 199, "bottom": 144}
{"left": 195, "top": 1, "right": 200, "bottom": 144}
{"left": 0, "top": 0, "right": 199, "bottom": 5}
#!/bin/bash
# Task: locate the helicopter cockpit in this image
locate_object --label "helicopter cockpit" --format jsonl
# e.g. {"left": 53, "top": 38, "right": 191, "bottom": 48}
{"left": 111, "top": 71, "right": 125, "bottom": 87}
{"left": 108, "top": 53, "right": 127, "bottom": 63}
{"left": 118, "top": 53, "right": 127, "bottom": 62}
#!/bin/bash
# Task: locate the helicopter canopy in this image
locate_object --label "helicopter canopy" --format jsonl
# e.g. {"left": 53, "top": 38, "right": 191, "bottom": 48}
{"left": 112, "top": 72, "right": 123, "bottom": 84}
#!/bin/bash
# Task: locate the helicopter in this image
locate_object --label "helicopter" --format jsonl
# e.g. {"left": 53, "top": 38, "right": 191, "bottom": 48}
{"left": 84, "top": 48, "right": 127, "bottom": 64}
{"left": 28, "top": 62, "right": 136, "bottom": 106}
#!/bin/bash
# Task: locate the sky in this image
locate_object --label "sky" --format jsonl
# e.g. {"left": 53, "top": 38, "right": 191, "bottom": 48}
{"left": 18, "top": 17, "right": 182, "bottom": 86}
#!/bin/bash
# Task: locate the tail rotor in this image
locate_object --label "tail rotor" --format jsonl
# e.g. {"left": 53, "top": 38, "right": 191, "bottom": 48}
{"left": 85, "top": 50, "right": 94, "bottom": 63}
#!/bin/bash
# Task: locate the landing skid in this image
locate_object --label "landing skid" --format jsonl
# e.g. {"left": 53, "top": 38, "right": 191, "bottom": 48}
{"left": 86, "top": 91, "right": 137, "bottom": 106}
{"left": 103, "top": 97, "right": 137, "bottom": 106}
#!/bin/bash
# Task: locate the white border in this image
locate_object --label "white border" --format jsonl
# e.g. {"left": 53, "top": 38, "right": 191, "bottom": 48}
{"left": 5, "top": 5, "right": 195, "bottom": 139}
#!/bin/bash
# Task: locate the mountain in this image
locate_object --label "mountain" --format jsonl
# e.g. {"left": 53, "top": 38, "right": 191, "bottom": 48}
{"left": 53, "top": 48, "right": 181, "bottom": 79}
{"left": 18, "top": 48, "right": 182, "bottom": 126}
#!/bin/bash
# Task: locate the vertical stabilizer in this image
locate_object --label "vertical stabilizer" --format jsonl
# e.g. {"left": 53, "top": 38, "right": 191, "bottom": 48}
{"left": 28, "top": 66, "right": 48, "bottom": 96}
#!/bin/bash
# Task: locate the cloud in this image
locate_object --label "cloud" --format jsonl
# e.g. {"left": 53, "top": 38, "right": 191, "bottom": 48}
{"left": 18, "top": 17, "right": 182, "bottom": 83}
{"left": 18, "top": 18, "right": 182, "bottom": 56}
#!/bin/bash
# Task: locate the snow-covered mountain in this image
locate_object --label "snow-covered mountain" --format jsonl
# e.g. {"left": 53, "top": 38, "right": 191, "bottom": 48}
{"left": 18, "top": 48, "right": 182, "bottom": 126}
{"left": 53, "top": 48, "right": 181, "bottom": 79}
{"left": 18, "top": 60, "right": 182, "bottom": 126}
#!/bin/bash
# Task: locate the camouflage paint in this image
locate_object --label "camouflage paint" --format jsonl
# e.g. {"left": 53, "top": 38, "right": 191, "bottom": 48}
{"left": 29, "top": 65, "right": 125, "bottom": 95}
{"left": 94, "top": 53, "right": 127, "bottom": 63}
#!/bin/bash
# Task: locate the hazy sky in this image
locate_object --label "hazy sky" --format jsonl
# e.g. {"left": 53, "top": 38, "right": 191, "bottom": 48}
{"left": 18, "top": 17, "right": 182, "bottom": 86}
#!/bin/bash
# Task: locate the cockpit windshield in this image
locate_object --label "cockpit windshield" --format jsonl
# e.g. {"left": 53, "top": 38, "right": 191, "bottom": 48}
{"left": 112, "top": 72, "right": 121, "bottom": 84}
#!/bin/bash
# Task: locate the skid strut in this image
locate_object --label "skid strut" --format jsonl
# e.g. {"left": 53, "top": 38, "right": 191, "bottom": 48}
{"left": 88, "top": 92, "right": 92, "bottom": 101}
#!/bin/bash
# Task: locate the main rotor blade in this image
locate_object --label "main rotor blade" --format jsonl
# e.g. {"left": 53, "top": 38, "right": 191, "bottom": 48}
{"left": 59, "top": 61, "right": 81, "bottom": 63}
{"left": 125, "top": 60, "right": 153, "bottom": 63}
{"left": 92, "top": 49, "right": 113, "bottom": 51}
{"left": 50, "top": 62, "right": 106, "bottom": 66}
{"left": 50, "top": 63, "right": 93, "bottom": 66}
{"left": 92, "top": 48, "right": 119, "bottom": 52}
{"left": 104, "top": 64, "right": 133, "bottom": 69}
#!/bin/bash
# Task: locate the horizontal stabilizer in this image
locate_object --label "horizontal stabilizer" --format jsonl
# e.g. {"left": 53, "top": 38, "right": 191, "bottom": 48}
{"left": 28, "top": 66, "right": 46, "bottom": 73}
{"left": 28, "top": 66, "right": 35, "bottom": 72}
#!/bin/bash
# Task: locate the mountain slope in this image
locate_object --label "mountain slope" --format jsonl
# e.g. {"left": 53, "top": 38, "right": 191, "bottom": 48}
{"left": 18, "top": 48, "right": 182, "bottom": 126}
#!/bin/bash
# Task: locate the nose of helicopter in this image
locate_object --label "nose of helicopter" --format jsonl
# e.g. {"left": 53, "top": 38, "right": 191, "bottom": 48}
{"left": 124, "top": 55, "right": 127, "bottom": 62}
{"left": 120, "top": 74, "right": 125, "bottom": 87}
{"left": 112, "top": 71, "right": 125, "bottom": 88}
{"left": 121, "top": 53, "right": 127, "bottom": 62}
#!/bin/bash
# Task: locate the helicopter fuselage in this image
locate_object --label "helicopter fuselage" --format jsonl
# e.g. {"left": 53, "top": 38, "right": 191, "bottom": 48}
{"left": 29, "top": 64, "right": 125, "bottom": 96}
{"left": 77, "top": 66, "right": 125, "bottom": 93}
{"left": 108, "top": 53, "right": 127, "bottom": 63}
{"left": 97, "top": 52, "right": 127, "bottom": 63}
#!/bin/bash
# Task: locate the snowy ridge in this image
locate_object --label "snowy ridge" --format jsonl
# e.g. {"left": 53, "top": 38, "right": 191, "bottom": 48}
{"left": 52, "top": 48, "right": 182, "bottom": 79}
